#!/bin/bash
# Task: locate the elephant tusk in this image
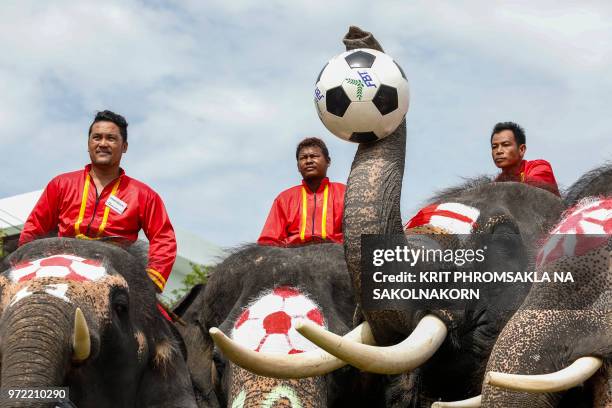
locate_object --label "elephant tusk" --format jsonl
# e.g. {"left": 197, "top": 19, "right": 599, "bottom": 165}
{"left": 208, "top": 323, "right": 376, "bottom": 379}
{"left": 72, "top": 307, "right": 91, "bottom": 363}
{"left": 485, "top": 356, "right": 603, "bottom": 393}
{"left": 295, "top": 314, "right": 447, "bottom": 374}
{"left": 431, "top": 395, "right": 481, "bottom": 407}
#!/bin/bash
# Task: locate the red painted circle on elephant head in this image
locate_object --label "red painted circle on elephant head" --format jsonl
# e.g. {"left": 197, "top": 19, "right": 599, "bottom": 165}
{"left": 537, "top": 198, "right": 612, "bottom": 267}
{"left": 306, "top": 308, "right": 324, "bottom": 326}
{"left": 272, "top": 286, "right": 300, "bottom": 298}
{"left": 12, "top": 261, "right": 32, "bottom": 270}
{"left": 262, "top": 311, "right": 292, "bottom": 334}
{"left": 231, "top": 286, "right": 327, "bottom": 354}
{"left": 234, "top": 309, "right": 250, "bottom": 329}
{"left": 9, "top": 255, "right": 107, "bottom": 283}
{"left": 39, "top": 256, "right": 73, "bottom": 267}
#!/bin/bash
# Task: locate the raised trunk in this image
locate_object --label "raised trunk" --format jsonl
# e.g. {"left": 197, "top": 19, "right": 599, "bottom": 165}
{"left": 342, "top": 27, "right": 408, "bottom": 339}
{"left": 1, "top": 298, "right": 72, "bottom": 408}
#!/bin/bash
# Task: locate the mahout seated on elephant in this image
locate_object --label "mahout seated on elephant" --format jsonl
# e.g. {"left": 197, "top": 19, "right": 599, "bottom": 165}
{"left": 292, "top": 26, "right": 566, "bottom": 407}
{"left": 173, "top": 243, "right": 385, "bottom": 408}
{"left": 481, "top": 163, "right": 612, "bottom": 407}
{"left": 0, "top": 237, "right": 197, "bottom": 407}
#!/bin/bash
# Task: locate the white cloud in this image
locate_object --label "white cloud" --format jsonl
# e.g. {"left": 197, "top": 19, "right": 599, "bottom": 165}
{"left": 1, "top": 1, "right": 611, "bottom": 247}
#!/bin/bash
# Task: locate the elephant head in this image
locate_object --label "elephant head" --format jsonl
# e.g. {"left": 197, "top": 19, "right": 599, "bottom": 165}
{"left": 0, "top": 237, "right": 196, "bottom": 408}
{"left": 295, "top": 26, "right": 565, "bottom": 406}
{"left": 174, "top": 243, "right": 384, "bottom": 408}
{"left": 481, "top": 164, "right": 612, "bottom": 407}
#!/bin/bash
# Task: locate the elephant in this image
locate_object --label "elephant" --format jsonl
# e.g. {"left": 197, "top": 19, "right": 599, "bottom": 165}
{"left": 294, "top": 26, "right": 566, "bottom": 407}
{"left": 173, "top": 243, "right": 385, "bottom": 408}
{"left": 481, "top": 163, "right": 611, "bottom": 407}
{"left": 0, "top": 237, "right": 197, "bottom": 408}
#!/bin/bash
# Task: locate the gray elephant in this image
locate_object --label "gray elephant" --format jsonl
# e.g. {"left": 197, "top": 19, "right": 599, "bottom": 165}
{"left": 295, "top": 26, "right": 565, "bottom": 407}
{"left": 481, "top": 164, "right": 611, "bottom": 407}
{"left": 173, "top": 243, "right": 385, "bottom": 408}
{"left": 0, "top": 237, "right": 197, "bottom": 408}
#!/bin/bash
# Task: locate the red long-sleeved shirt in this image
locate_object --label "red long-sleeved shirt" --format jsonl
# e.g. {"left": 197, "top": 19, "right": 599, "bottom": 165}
{"left": 495, "top": 159, "right": 560, "bottom": 196}
{"left": 258, "top": 178, "right": 345, "bottom": 246}
{"left": 19, "top": 164, "right": 176, "bottom": 292}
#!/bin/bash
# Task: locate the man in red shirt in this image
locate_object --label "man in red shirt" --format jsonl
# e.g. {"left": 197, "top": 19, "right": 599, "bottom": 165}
{"left": 258, "top": 137, "right": 345, "bottom": 246}
{"left": 491, "top": 121, "right": 560, "bottom": 196}
{"left": 19, "top": 110, "right": 176, "bottom": 293}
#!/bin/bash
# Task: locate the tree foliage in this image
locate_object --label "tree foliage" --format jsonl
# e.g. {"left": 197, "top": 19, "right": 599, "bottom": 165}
{"left": 168, "top": 262, "right": 211, "bottom": 305}
{"left": 0, "top": 230, "right": 5, "bottom": 259}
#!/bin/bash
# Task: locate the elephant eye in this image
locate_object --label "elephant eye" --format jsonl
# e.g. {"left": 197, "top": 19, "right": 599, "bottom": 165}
{"left": 114, "top": 302, "right": 128, "bottom": 315}
{"left": 212, "top": 347, "right": 226, "bottom": 375}
{"left": 111, "top": 290, "right": 129, "bottom": 316}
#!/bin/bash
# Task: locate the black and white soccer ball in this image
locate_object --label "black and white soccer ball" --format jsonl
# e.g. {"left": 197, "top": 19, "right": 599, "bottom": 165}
{"left": 314, "top": 48, "right": 409, "bottom": 143}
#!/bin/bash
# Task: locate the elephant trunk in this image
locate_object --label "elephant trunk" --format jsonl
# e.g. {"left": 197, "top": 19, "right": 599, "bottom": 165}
{"left": 1, "top": 298, "right": 73, "bottom": 408}
{"left": 342, "top": 27, "right": 407, "bottom": 305}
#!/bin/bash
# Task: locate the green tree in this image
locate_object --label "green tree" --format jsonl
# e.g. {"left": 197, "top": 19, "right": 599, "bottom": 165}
{"left": 0, "top": 230, "right": 5, "bottom": 259}
{"left": 168, "top": 262, "right": 211, "bottom": 305}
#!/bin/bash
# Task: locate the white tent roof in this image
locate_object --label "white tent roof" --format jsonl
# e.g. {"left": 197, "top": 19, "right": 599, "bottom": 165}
{"left": 0, "top": 190, "right": 222, "bottom": 298}
{"left": 0, "top": 190, "right": 43, "bottom": 234}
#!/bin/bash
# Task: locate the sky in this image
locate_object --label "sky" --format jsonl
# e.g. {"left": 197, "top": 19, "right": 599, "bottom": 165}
{"left": 1, "top": 1, "right": 611, "bottom": 248}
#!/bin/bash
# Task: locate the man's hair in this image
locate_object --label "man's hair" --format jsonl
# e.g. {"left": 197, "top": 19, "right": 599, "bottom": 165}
{"left": 88, "top": 110, "right": 128, "bottom": 142}
{"left": 490, "top": 121, "right": 526, "bottom": 146}
{"left": 295, "top": 137, "right": 330, "bottom": 161}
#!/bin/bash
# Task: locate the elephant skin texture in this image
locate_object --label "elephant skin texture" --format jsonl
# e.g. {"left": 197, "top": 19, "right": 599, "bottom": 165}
{"left": 0, "top": 237, "right": 197, "bottom": 408}
{"left": 482, "top": 164, "right": 612, "bottom": 407}
{"left": 173, "top": 243, "right": 385, "bottom": 408}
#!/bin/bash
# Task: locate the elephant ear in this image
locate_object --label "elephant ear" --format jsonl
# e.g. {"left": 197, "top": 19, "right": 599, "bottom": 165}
{"left": 479, "top": 214, "right": 530, "bottom": 310}
{"left": 174, "top": 283, "right": 205, "bottom": 317}
{"left": 482, "top": 215, "right": 528, "bottom": 272}
{"left": 173, "top": 284, "right": 221, "bottom": 408}
{"left": 128, "top": 282, "right": 201, "bottom": 407}
{"left": 343, "top": 26, "right": 384, "bottom": 52}
{"left": 0, "top": 254, "right": 10, "bottom": 273}
{"left": 138, "top": 333, "right": 199, "bottom": 408}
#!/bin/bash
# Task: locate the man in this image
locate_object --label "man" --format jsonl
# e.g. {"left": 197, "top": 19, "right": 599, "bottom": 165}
{"left": 491, "top": 121, "right": 560, "bottom": 196}
{"left": 258, "top": 137, "right": 345, "bottom": 246}
{"left": 20, "top": 110, "right": 176, "bottom": 293}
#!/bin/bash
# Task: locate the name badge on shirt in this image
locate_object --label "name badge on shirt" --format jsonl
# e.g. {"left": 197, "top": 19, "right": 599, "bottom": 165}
{"left": 106, "top": 195, "right": 128, "bottom": 215}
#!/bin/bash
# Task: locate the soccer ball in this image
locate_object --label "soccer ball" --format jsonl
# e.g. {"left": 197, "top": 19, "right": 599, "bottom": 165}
{"left": 314, "top": 48, "right": 409, "bottom": 143}
{"left": 231, "top": 286, "right": 325, "bottom": 354}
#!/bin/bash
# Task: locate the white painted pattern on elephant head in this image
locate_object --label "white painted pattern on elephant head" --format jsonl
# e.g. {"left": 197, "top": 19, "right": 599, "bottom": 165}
{"left": 9, "top": 283, "right": 70, "bottom": 306}
{"left": 9, "top": 255, "right": 107, "bottom": 283}
{"left": 231, "top": 286, "right": 325, "bottom": 354}
{"left": 262, "top": 385, "right": 302, "bottom": 408}
{"left": 405, "top": 202, "right": 480, "bottom": 234}
{"left": 231, "top": 390, "right": 246, "bottom": 408}
{"left": 537, "top": 198, "right": 611, "bottom": 267}
{"left": 1, "top": 255, "right": 126, "bottom": 322}
{"left": 231, "top": 385, "right": 303, "bottom": 408}
{"left": 9, "top": 286, "right": 33, "bottom": 306}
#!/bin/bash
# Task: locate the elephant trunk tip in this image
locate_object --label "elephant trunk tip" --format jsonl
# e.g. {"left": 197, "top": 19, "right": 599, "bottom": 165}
{"left": 345, "top": 26, "right": 369, "bottom": 38}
